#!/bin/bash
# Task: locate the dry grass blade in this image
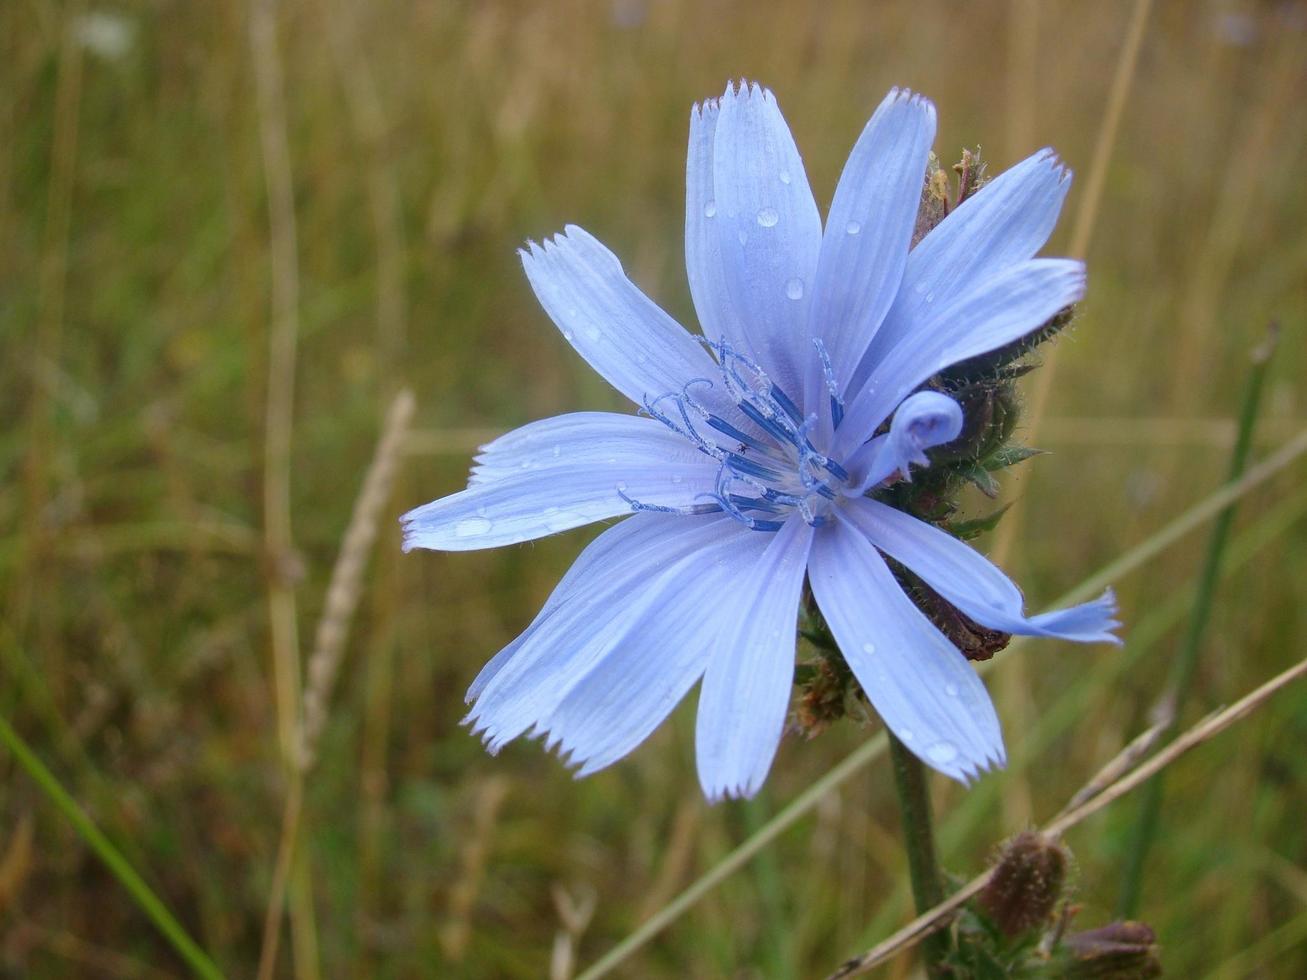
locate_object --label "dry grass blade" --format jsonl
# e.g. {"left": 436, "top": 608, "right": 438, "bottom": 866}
{"left": 299, "top": 389, "right": 416, "bottom": 770}
{"left": 825, "top": 654, "right": 1307, "bottom": 979}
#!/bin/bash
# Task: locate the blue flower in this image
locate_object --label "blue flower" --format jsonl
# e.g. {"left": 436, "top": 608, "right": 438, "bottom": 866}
{"left": 403, "top": 83, "right": 1120, "bottom": 801}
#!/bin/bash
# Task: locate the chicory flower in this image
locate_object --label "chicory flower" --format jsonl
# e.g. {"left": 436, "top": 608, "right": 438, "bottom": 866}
{"left": 403, "top": 82, "right": 1119, "bottom": 801}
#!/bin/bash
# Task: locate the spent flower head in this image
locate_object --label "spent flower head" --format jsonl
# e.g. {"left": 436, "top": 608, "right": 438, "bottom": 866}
{"left": 403, "top": 81, "right": 1120, "bottom": 801}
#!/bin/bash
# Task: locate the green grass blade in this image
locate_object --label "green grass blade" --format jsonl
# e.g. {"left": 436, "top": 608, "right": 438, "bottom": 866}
{"left": 0, "top": 711, "right": 226, "bottom": 980}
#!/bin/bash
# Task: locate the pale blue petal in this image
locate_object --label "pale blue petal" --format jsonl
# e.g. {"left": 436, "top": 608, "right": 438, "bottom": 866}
{"left": 846, "top": 390, "right": 963, "bottom": 493}
{"left": 520, "top": 226, "right": 731, "bottom": 413}
{"left": 463, "top": 510, "right": 667, "bottom": 702}
{"left": 467, "top": 514, "right": 748, "bottom": 753}
{"left": 809, "top": 518, "right": 1005, "bottom": 782}
{"left": 854, "top": 149, "right": 1073, "bottom": 387}
{"left": 835, "top": 258, "right": 1085, "bottom": 456}
{"left": 468, "top": 412, "right": 706, "bottom": 486}
{"left": 401, "top": 424, "right": 719, "bottom": 551}
{"left": 806, "top": 89, "right": 936, "bottom": 405}
{"left": 847, "top": 498, "right": 1122, "bottom": 644}
{"left": 539, "top": 523, "right": 769, "bottom": 778}
{"left": 696, "top": 516, "right": 813, "bottom": 801}
{"left": 711, "top": 82, "right": 822, "bottom": 400}
{"left": 685, "top": 98, "right": 749, "bottom": 353}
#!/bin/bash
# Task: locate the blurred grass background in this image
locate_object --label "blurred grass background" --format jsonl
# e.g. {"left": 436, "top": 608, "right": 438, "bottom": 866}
{"left": 3, "top": 0, "right": 1306, "bottom": 977}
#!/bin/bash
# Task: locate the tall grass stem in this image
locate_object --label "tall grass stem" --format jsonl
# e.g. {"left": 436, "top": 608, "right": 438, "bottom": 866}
{"left": 1115, "top": 326, "right": 1278, "bottom": 916}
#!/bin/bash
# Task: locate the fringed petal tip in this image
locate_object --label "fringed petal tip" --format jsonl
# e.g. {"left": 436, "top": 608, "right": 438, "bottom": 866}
{"left": 943, "top": 741, "right": 1007, "bottom": 787}
{"left": 1031, "top": 146, "right": 1074, "bottom": 185}
{"left": 700, "top": 778, "right": 764, "bottom": 805}
{"left": 881, "top": 85, "right": 937, "bottom": 121}
{"left": 690, "top": 96, "right": 719, "bottom": 122}
{"left": 1031, "top": 588, "right": 1124, "bottom": 647}
{"left": 720, "top": 77, "right": 776, "bottom": 106}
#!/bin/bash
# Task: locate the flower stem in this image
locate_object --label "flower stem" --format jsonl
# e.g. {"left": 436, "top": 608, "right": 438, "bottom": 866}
{"left": 887, "top": 731, "right": 949, "bottom": 979}
{"left": 0, "top": 711, "right": 224, "bottom": 979}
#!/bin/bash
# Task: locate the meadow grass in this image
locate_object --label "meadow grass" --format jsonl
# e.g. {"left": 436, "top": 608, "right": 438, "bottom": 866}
{"left": 2, "top": 1, "right": 1305, "bottom": 977}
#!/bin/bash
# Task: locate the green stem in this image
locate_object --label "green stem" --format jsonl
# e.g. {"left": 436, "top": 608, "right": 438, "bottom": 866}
{"left": 1116, "top": 327, "right": 1277, "bottom": 917}
{"left": 0, "top": 711, "right": 225, "bottom": 980}
{"left": 887, "top": 732, "right": 949, "bottom": 979}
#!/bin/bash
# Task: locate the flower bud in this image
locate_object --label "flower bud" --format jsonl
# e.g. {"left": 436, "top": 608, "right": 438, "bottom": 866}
{"left": 1061, "top": 921, "right": 1162, "bottom": 979}
{"left": 978, "top": 831, "right": 1070, "bottom": 938}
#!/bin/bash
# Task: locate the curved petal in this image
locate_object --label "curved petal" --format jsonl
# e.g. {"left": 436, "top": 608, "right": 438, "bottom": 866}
{"left": 696, "top": 516, "right": 813, "bottom": 801}
{"left": 711, "top": 82, "right": 822, "bottom": 400}
{"left": 400, "top": 423, "right": 719, "bottom": 551}
{"left": 835, "top": 258, "right": 1086, "bottom": 456}
{"left": 520, "top": 226, "right": 730, "bottom": 412}
{"left": 467, "top": 514, "right": 752, "bottom": 752}
{"left": 809, "top": 518, "right": 1004, "bottom": 782}
{"left": 855, "top": 149, "right": 1073, "bottom": 386}
{"left": 843, "top": 498, "right": 1121, "bottom": 644}
{"left": 539, "top": 523, "right": 769, "bottom": 778}
{"left": 468, "top": 412, "right": 705, "bottom": 486}
{"left": 846, "top": 390, "right": 963, "bottom": 493}
{"left": 807, "top": 89, "right": 936, "bottom": 405}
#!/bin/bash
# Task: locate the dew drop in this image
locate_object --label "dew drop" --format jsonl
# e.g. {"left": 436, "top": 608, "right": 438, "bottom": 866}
{"left": 861, "top": 641, "right": 876, "bottom": 655}
{"left": 671, "top": 473, "right": 684, "bottom": 484}
{"left": 924, "top": 292, "right": 935, "bottom": 304}
{"left": 453, "top": 517, "right": 493, "bottom": 538}
{"left": 562, "top": 330, "right": 575, "bottom": 342}
{"left": 704, "top": 200, "right": 717, "bottom": 218}
{"left": 945, "top": 683, "right": 960, "bottom": 697}
{"left": 756, "top": 207, "right": 779, "bottom": 227}
{"left": 845, "top": 220, "right": 861, "bottom": 235}
{"left": 551, "top": 445, "right": 561, "bottom": 458}
{"left": 737, "top": 229, "right": 749, "bottom": 246}
{"left": 616, "top": 481, "right": 628, "bottom": 492}
{"left": 785, "top": 277, "right": 804, "bottom": 300}
{"left": 778, "top": 169, "right": 792, "bottom": 185}
{"left": 927, "top": 741, "right": 959, "bottom": 764}
{"left": 584, "top": 325, "right": 602, "bottom": 341}
{"left": 900, "top": 728, "right": 915, "bottom": 742}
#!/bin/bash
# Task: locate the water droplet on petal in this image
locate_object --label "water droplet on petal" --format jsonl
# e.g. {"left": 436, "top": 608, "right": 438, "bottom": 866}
{"left": 737, "top": 229, "right": 749, "bottom": 246}
{"left": 900, "top": 728, "right": 915, "bottom": 742}
{"left": 704, "top": 200, "right": 717, "bottom": 218}
{"left": 616, "top": 481, "right": 628, "bottom": 492}
{"left": 756, "top": 207, "right": 779, "bottom": 227}
{"left": 671, "top": 473, "right": 683, "bottom": 484}
{"left": 453, "top": 517, "right": 493, "bottom": 538}
{"left": 945, "top": 683, "right": 960, "bottom": 697}
{"left": 584, "top": 325, "right": 602, "bottom": 341}
{"left": 927, "top": 741, "right": 958, "bottom": 764}
{"left": 562, "top": 330, "right": 575, "bottom": 342}
{"left": 551, "top": 445, "right": 561, "bottom": 457}
{"left": 778, "top": 169, "right": 792, "bottom": 185}
{"left": 861, "top": 641, "right": 876, "bottom": 655}
{"left": 845, "top": 220, "right": 861, "bottom": 235}
{"left": 785, "top": 277, "right": 804, "bottom": 300}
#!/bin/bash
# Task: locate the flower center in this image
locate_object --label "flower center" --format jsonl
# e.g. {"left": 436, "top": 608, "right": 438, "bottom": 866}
{"left": 632, "top": 341, "right": 850, "bottom": 531}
